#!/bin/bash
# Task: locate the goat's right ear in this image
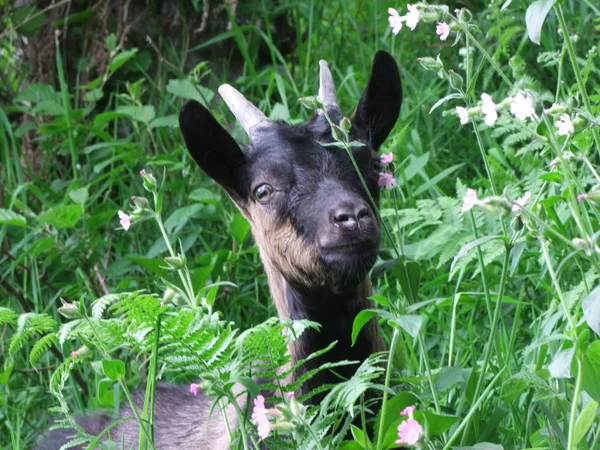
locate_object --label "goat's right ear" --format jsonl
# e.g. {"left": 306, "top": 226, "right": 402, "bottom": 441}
{"left": 179, "top": 100, "right": 247, "bottom": 201}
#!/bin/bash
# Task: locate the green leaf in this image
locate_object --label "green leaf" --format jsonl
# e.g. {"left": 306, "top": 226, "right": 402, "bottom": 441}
{"left": 525, "top": 0, "right": 556, "bottom": 45}
{"left": 350, "top": 425, "right": 370, "bottom": 448}
{"left": 13, "top": 5, "right": 47, "bottom": 36}
{"left": 548, "top": 347, "right": 574, "bottom": 378}
{"left": 453, "top": 444, "right": 504, "bottom": 450}
{"left": 573, "top": 400, "right": 598, "bottom": 447}
{"left": 451, "top": 235, "right": 506, "bottom": 274}
{"left": 69, "top": 187, "right": 89, "bottom": 207}
{"left": 188, "top": 188, "right": 222, "bottom": 207}
{"left": 393, "top": 260, "right": 420, "bottom": 303}
{"left": 389, "top": 315, "right": 424, "bottom": 338}
{"left": 582, "top": 341, "right": 600, "bottom": 402}
{"left": 102, "top": 359, "right": 125, "bottom": 381}
{"left": 150, "top": 115, "right": 179, "bottom": 129}
{"left": 116, "top": 105, "right": 156, "bottom": 124}
{"left": 229, "top": 213, "right": 250, "bottom": 243}
{"left": 422, "top": 410, "right": 459, "bottom": 436}
{"left": 166, "top": 79, "right": 214, "bottom": 106}
{"left": 109, "top": 49, "right": 139, "bottom": 73}
{"left": 39, "top": 205, "right": 83, "bottom": 229}
{"left": 0, "top": 209, "right": 26, "bottom": 227}
{"left": 351, "top": 310, "right": 378, "bottom": 346}
{"left": 375, "top": 391, "right": 420, "bottom": 447}
{"left": 97, "top": 379, "right": 116, "bottom": 407}
{"left": 582, "top": 285, "right": 600, "bottom": 336}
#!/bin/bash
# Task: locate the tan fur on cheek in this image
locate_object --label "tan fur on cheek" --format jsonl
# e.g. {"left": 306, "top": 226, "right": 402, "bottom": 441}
{"left": 246, "top": 203, "right": 327, "bottom": 292}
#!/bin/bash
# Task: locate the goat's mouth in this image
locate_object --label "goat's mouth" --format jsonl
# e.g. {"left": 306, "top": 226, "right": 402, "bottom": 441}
{"left": 318, "top": 237, "right": 380, "bottom": 279}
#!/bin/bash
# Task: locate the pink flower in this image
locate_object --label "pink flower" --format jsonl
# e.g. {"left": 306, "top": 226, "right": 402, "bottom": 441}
{"left": 555, "top": 114, "right": 574, "bottom": 136}
{"left": 461, "top": 188, "right": 482, "bottom": 212}
{"left": 285, "top": 392, "right": 295, "bottom": 400}
{"left": 140, "top": 169, "right": 146, "bottom": 175}
{"left": 388, "top": 8, "right": 403, "bottom": 35}
{"left": 481, "top": 93, "right": 498, "bottom": 126}
{"left": 118, "top": 210, "right": 131, "bottom": 231}
{"left": 396, "top": 405, "right": 423, "bottom": 446}
{"left": 511, "top": 93, "right": 536, "bottom": 121}
{"left": 190, "top": 383, "right": 201, "bottom": 396}
{"left": 436, "top": 22, "right": 451, "bottom": 41}
{"left": 511, "top": 192, "right": 531, "bottom": 212}
{"left": 252, "top": 395, "right": 272, "bottom": 440}
{"left": 456, "top": 106, "right": 469, "bottom": 125}
{"left": 381, "top": 152, "right": 393, "bottom": 164}
{"left": 396, "top": 418, "right": 423, "bottom": 446}
{"left": 70, "top": 351, "right": 78, "bottom": 358}
{"left": 378, "top": 172, "right": 396, "bottom": 189}
{"left": 400, "top": 405, "right": 416, "bottom": 416}
{"left": 405, "top": 4, "right": 420, "bottom": 30}
{"left": 577, "top": 194, "right": 586, "bottom": 202}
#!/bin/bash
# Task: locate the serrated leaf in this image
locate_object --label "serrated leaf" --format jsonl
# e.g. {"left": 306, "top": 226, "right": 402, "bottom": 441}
{"left": 39, "top": 205, "right": 83, "bottom": 229}
{"left": 0, "top": 209, "right": 26, "bottom": 227}
{"left": 451, "top": 235, "right": 506, "bottom": 274}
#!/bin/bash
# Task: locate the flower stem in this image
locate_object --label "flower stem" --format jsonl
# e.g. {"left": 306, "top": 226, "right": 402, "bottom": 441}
{"left": 567, "top": 358, "right": 584, "bottom": 450}
{"left": 375, "top": 327, "right": 399, "bottom": 450}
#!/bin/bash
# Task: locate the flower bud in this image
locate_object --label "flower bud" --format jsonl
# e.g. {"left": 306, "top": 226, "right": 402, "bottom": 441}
{"left": 572, "top": 238, "right": 590, "bottom": 250}
{"left": 140, "top": 170, "right": 157, "bottom": 192}
{"left": 298, "top": 96, "right": 322, "bottom": 110}
{"left": 331, "top": 124, "right": 346, "bottom": 142}
{"left": 58, "top": 302, "right": 82, "bottom": 319}
{"left": 131, "top": 196, "right": 150, "bottom": 210}
{"left": 164, "top": 254, "right": 186, "bottom": 270}
{"left": 417, "top": 55, "right": 443, "bottom": 72}
{"left": 448, "top": 70, "right": 463, "bottom": 90}
{"left": 543, "top": 103, "right": 567, "bottom": 116}
{"left": 580, "top": 190, "right": 600, "bottom": 204}
{"left": 340, "top": 117, "right": 352, "bottom": 134}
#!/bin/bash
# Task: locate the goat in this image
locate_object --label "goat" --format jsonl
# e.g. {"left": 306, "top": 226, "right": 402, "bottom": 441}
{"left": 38, "top": 50, "right": 402, "bottom": 449}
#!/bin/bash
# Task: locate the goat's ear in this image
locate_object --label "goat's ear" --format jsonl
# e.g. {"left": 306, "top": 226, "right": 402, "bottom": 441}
{"left": 179, "top": 100, "right": 247, "bottom": 202}
{"left": 352, "top": 51, "right": 402, "bottom": 150}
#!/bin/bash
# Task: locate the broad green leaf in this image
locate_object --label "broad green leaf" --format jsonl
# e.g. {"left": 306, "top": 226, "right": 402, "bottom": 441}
{"left": 375, "top": 391, "right": 420, "bottom": 447}
{"left": 69, "top": 187, "right": 89, "bottom": 207}
{"left": 351, "top": 310, "right": 378, "bottom": 346}
{"left": 525, "top": 0, "right": 556, "bottom": 45}
{"left": 116, "top": 105, "right": 156, "bottom": 124}
{"left": 454, "top": 444, "right": 504, "bottom": 450}
{"left": 102, "top": 359, "right": 125, "bottom": 381}
{"left": 573, "top": 400, "right": 598, "bottom": 447}
{"left": 13, "top": 5, "right": 47, "bottom": 36}
{"left": 97, "top": 379, "right": 115, "bottom": 407}
{"left": 393, "top": 260, "right": 420, "bottom": 303}
{"left": 150, "top": 115, "right": 179, "bottom": 129}
{"left": 350, "top": 425, "right": 370, "bottom": 448}
{"left": 39, "top": 205, "right": 83, "bottom": 229}
{"left": 582, "top": 341, "right": 600, "bottom": 403}
{"left": 109, "top": 49, "right": 139, "bottom": 72}
{"left": 0, "top": 209, "right": 26, "bottom": 227}
{"left": 422, "top": 410, "right": 459, "bottom": 436}
{"left": 188, "top": 188, "right": 222, "bottom": 207}
{"left": 582, "top": 285, "right": 600, "bottom": 336}
{"left": 166, "top": 79, "right": 214, "bottom": 106}
{"left": 389, "top": 315, "right": 424, "bottom": 338}
{"left": 229, "top": 213, "right": 250, "bottom": 243}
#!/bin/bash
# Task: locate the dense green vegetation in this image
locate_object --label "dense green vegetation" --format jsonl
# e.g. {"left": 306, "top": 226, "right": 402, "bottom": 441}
{"left": 1, "top": 1, "right": 600, "bottom": 449}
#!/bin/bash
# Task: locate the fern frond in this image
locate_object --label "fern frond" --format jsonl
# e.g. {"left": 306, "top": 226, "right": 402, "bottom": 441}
{"left": 30, "top": 332, "right": 58, "bottom": 366}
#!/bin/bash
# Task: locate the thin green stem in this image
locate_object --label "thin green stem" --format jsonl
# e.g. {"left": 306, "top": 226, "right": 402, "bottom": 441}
{"left": 567, "top": 358, "right": 584, "bottom": 450}
{"left": 375, "top": 328, "right": 399, "bottom": 450}
{"left": 554, "top": 4, "right": 600, "bottom": 155}
{"left": 418, "top": 331, "right": 441, "bottom": 414}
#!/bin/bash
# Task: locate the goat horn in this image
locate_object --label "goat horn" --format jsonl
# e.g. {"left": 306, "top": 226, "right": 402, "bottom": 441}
{"left": 218, "top": 84, "right": 268, "bottom": 137}
{"left": 318, "top": 60, "right": 339, "bottom": 112}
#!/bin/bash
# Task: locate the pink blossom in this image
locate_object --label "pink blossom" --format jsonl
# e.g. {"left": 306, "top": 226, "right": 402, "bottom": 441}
{"left": 555, "top": 114, "right": 574, "bottom": 136}
{"left": 405, "top": 4, "right": 420, "bottom": 30}
{"left": 70, "top": 351, "right": 78, "bottom": 358}
{"left": 378, "top": 172, "right": 396, "bottom": 189}
{"left": 511, "top": 93, "right": 536, "bottom": 121}
{"left": 511, "top": 192, "right": 531, "bottom": 212}
{"left": 190, "top": 383, "right": 201, "bottom": 396}
{"left": 140, "top": 169, "right": 146, "bottom": 175}
{"left": 285, "top": 392, "right": 295, "bottom": 400}
{"left": 118, "top": 210, "right": 131, "bottom": 231}
{"left": 396, "top": 418, "right": 424, "bottom": 446}
{"left": 456, "top": 106, "right": 469, "bottom": 125}
{"left": 388, "top": 8, "right": 403, "bottom": 35}
{"left": 461, "top": 188, "right": 482, "bottom": 212}
{"left": 252, "top": 395, "right": 272, "bottom": 440}
{"left": 577, "top": 194, "right": 586, "bottom": 202}
{"left": 436, "top": 22, "right": 451, "bottom": 41}
{"left": 481, "top": 93, "right": 498, "bottom": 126}
{"left": 400, "top": 405, "right": 416, "bottom": 417}
{"left": 381, "top": 152, "right": 393, "bottom": 164}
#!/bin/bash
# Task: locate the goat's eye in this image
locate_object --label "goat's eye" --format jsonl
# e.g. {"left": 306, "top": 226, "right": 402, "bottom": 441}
{"left": 254, "top": 184, "right": 274, "bottom": 203}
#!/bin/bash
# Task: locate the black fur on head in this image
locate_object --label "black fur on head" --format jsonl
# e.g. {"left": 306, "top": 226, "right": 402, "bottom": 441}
{"left": 179, "top": 51, "right": 402, "bottom": 293}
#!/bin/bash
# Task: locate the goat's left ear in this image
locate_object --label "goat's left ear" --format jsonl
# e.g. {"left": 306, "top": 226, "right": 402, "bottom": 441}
{"left": 352, "top": 51, "right": 402, "bottom": 150}
{"left": 179, "top": 100, "right": 247, "bottom": 202}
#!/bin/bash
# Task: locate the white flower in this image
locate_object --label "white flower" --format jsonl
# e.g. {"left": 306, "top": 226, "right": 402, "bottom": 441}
{"left": 555, "top": 114, "right": 574, "bottom": 136}
{"left": 481, "top": 93, "right": 498, "bottom": 126}
{"left": 405, "top": 4, "right": 420, "bottom": 30}
{"left": 511, "top": 93, "right": 536, "bottom": 121}
{"left": 456, "top": 106, "right": 469, "bottom": 125}
{"left": 388, "top": 8, "right": 403, "bottom": 35}
{"left": 511, "top": 192, "right": 531, "bottom": 212}
{"left": 118, "top": 210, "right": 131, "bottom": 231}
{"left": 436, "top": 22, "right": 451, "bottom": 41}
{"left": 461, "top": 188, "right": 482, "bottom": 212}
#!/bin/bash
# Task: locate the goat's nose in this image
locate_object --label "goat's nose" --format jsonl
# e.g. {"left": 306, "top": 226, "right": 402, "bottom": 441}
{"left": 332, "top": 204, "right": 371, "bottom": 230}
